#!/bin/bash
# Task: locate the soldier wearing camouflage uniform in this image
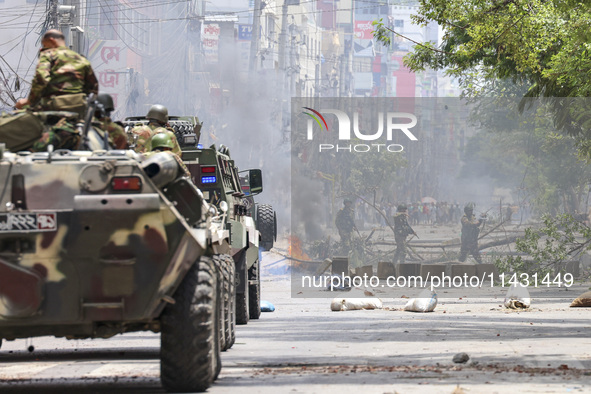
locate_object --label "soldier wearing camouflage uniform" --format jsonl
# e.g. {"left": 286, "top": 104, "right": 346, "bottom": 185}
{"left": 335, "top": 199, "right": 356, "bottom": 246}
{"left": 95, "top": 93, "right": 128, "bottom": 149}
{"left": 131, "top": 105, "right": 182, "bottom": 157}
{"left": 15, "top": 29, "right": 98, "bottom": 111}
{"left": 459, "top": 203, "right": 485, "bottom": 264}
{"left": 30, "top": 114, "right": 80, "bottom": 152}
{"left": 393, "top": 204, "right": 416, "bottom": 264}
{"left": 14, "top": 30, "right": 98, "bottom": 152}
{"left": 149, "top": 133, "right": 190, "bottom": 177}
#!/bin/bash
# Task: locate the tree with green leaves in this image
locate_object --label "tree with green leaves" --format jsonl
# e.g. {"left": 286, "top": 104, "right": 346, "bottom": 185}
{"left": 373, "top": 1, "right": 591, "bottom": 153}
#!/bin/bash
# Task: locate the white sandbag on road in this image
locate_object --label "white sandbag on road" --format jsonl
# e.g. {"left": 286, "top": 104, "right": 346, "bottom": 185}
{"left": 330, "top": 297, "right": 383, "bottom": 311}
{"left": 503, "top": 283, "right": 531, "bottom": 309}
{"left": 570, "top": 291, "right": 591, "bottom": 307}
{"left": 403, "top": 289, "right": 438, "bottom": 312}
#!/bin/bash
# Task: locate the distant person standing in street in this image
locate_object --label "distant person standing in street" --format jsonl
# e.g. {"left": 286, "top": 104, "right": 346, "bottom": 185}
{"left": 335, "top": 199, "right": 357, "bottom": 247}
{"left": 459, "top": 203, "right": 485, "bottom": 264}
{"left": 393, "top": 204, "right": 417, "bottom": 264}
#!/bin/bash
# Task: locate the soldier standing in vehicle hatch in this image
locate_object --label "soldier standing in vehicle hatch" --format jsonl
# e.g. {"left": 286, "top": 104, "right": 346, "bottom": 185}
{"left": 393, "top": 204, "right": 417, "bottom": 264}
{"left": 335, "top": 199, "right": 357, "bottom": 247}
{"left": 149, "top": 132, "right": 190, "bottom": 177}
{"left": 459, "top": 203, "right": 485, "bottom": 264}
{"left": 95, "top": 93, "right": 128, "bottom": 149}
{"left": 131, "top": 104, "right": 182, "bottom": 157}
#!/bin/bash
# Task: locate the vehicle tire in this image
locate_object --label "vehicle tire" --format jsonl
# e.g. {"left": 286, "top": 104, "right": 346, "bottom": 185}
{"left": 160, "top": 256, "right": 220, "bottom": 393}
{"left": 223, "top": 254, "right": 236, "bottom": 349}
{"left": 235, "top": 260, "right": 249, "bottom": 325}
{"left": 257, "top": 204, "right": 276, "bottom": 251}
{"left": 248, "top": 261, "right": 261, "bottom": 320}
{"left": 214, "top": 255, "right": 227, "bottom": 352}
{"left": 215, "top": 254, "right": 236, "bottom": 351}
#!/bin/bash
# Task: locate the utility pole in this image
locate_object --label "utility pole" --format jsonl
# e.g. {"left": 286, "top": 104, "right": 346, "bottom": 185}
{"left": 249, "top": 0, "right": 262, "bottom": 74}
{"left": 277, "top": 2, "right": 288, "bottom": 72}
{"left": 58, "top": 0, "right": 84, "bottom": 54}
{"left": 315, "top": 63, "right": 319, "bottom": 97}
{"left": 50, "top": 0, "right": 59, "bottom": 28}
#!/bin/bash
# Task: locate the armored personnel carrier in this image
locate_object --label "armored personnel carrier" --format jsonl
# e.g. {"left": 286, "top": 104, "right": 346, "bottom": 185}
{"left": 124, "top": 115, "right": 277, "bottom": 324}
{"left": 0, "top": 109, "right": 234, "bottom": 392}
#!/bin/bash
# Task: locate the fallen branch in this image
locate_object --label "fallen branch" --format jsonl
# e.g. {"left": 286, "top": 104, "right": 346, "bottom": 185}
{"left": 478, "top": 235, "right": 520, "bottom": 250}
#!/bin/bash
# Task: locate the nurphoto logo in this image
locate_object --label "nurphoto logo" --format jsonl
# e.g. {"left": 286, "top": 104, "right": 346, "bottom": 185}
{"left": 302, "top": 107, "right": 418, "bottom": 153}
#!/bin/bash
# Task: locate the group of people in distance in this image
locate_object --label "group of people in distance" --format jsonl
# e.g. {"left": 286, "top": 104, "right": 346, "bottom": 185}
{"left": 336, "top": 199, "right": 486, "bottom": 265}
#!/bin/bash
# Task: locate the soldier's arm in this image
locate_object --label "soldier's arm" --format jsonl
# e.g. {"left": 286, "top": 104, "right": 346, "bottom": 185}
{"left": 405, "top": 219, "right": 417, "bottom": 236}
{"left": 84, "top": 64, "right": 99, "bottom": 95}
{"left": 132, "top": 126, "right": 151, "bottom": 153}
{"left": 28, "top": 52, "right": 53, "bottom": 106}
{"left": 109, "top": 123, "right": 129, "bottom": 149}
{"left": 168, "top": 131, "right": 183, "bottom": 158}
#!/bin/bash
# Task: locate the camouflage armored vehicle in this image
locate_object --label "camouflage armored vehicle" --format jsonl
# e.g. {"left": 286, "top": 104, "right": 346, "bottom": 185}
{"left": 124, "top": 115, "right": 277, "bottom": 325}
{"left": 0, "top": 127, "right": 234, "bottom": 392}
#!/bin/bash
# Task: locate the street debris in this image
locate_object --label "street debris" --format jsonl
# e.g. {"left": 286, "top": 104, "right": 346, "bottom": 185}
{"left": 261, "top": 301, "right": 276, "bottom": 312}
{"left": 404, "top": 289, "right": 438, "bottom": 312}
{"left": 249, "top": 362, "right": 591, "bottom": 378}
{"left": 570, "top": 291, "right": 591, "bottom": 307}
{"left": 325, "top": 275, "right": 352, "bottom": 292}
{"left": 453, "top": 353, "right": 470, "bottom": 364}
{"left": 330, "top": 297, "right": 383, "bottom": 311}
{"left": 452, "top": 385, "right": 466, "bottom": 394}
{"left": 503, "top": 284, "right": 531, "bottom": 309}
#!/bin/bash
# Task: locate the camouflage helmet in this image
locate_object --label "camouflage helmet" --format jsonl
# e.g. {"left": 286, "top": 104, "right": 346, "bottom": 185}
{"left": 397, "top": 204, "right": 407, "bottom": 212}
{"left": 344, "top": 198, "right": 353, "bottom": 205}
{"left": 464, "top": 202, "right": 475, "bottom": 213}
{"left": 97, "top": 93, "right": 114, "bottom": 113}
{"left": 147, "top": 104, "right": 168, "bottom": 124}
{"left": 151, "top": 132, "right": 175, "bottom": 150}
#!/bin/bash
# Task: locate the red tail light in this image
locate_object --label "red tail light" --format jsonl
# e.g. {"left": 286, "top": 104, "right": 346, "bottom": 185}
{"left": 112, "top": 177, "right": 142, "bottom": 191}
{"left": 201, "top": 166, "right": 216, "bottom": 173}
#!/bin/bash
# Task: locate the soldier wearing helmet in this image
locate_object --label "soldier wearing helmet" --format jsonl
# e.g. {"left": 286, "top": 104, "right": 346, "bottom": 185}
{"left": 94, "top": 93, "right": 128, "bottom": 149}
{"left": 335, "top": 199, "right": 357, "bottom": 247}
{"left": 393, "top": 204, "right": 417, "bottom": 264}
{"left": 147, "top": 133, "right": 190, "bottom": 177}
{"left": 131, "top": 104, "right": 182, "bottom": 157}
{"left": 459, "top": 203, "right": 485, "bottom": 264}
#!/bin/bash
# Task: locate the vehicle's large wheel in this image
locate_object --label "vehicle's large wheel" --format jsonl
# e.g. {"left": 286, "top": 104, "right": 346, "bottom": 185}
{"left": 223, "top": 254, "right": 236, "bottom": 349}
{"left": 214, "top": 255, "right": 227, "bottom": 352}
{"left": 235, "top": 259, "right": 249, "bottom": 325}
{"left": 161, "top": 257, "right": 220, "bottom": 393}
{"left": 215, "top": 254, "right": 236, "bottom": 351}
{"left": 257, "top": 204, "right": 276, "bottom": 251}
{"left": 248, "top": 261, "right": 261, "bottom": 320}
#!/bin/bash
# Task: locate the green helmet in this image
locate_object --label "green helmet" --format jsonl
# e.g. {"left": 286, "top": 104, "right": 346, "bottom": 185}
{"left": 151, "top": 132, "right": 174, "bottom": 150}
{"left": 464, "top": 202, "right": 475, "bottom": 214}
{"left": 146, "top": 104, "right": 168, "bottom": 124}
{"left": 397, "top": 204, "right": 407, "bottom": 212}
{"left": 97, "top": 93, "right": 114, "bottom": 113}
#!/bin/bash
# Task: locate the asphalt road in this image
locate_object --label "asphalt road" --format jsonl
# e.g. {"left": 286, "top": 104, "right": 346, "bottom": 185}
{"left": 1, "top": 272, "right": 590, "bottom": 393}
